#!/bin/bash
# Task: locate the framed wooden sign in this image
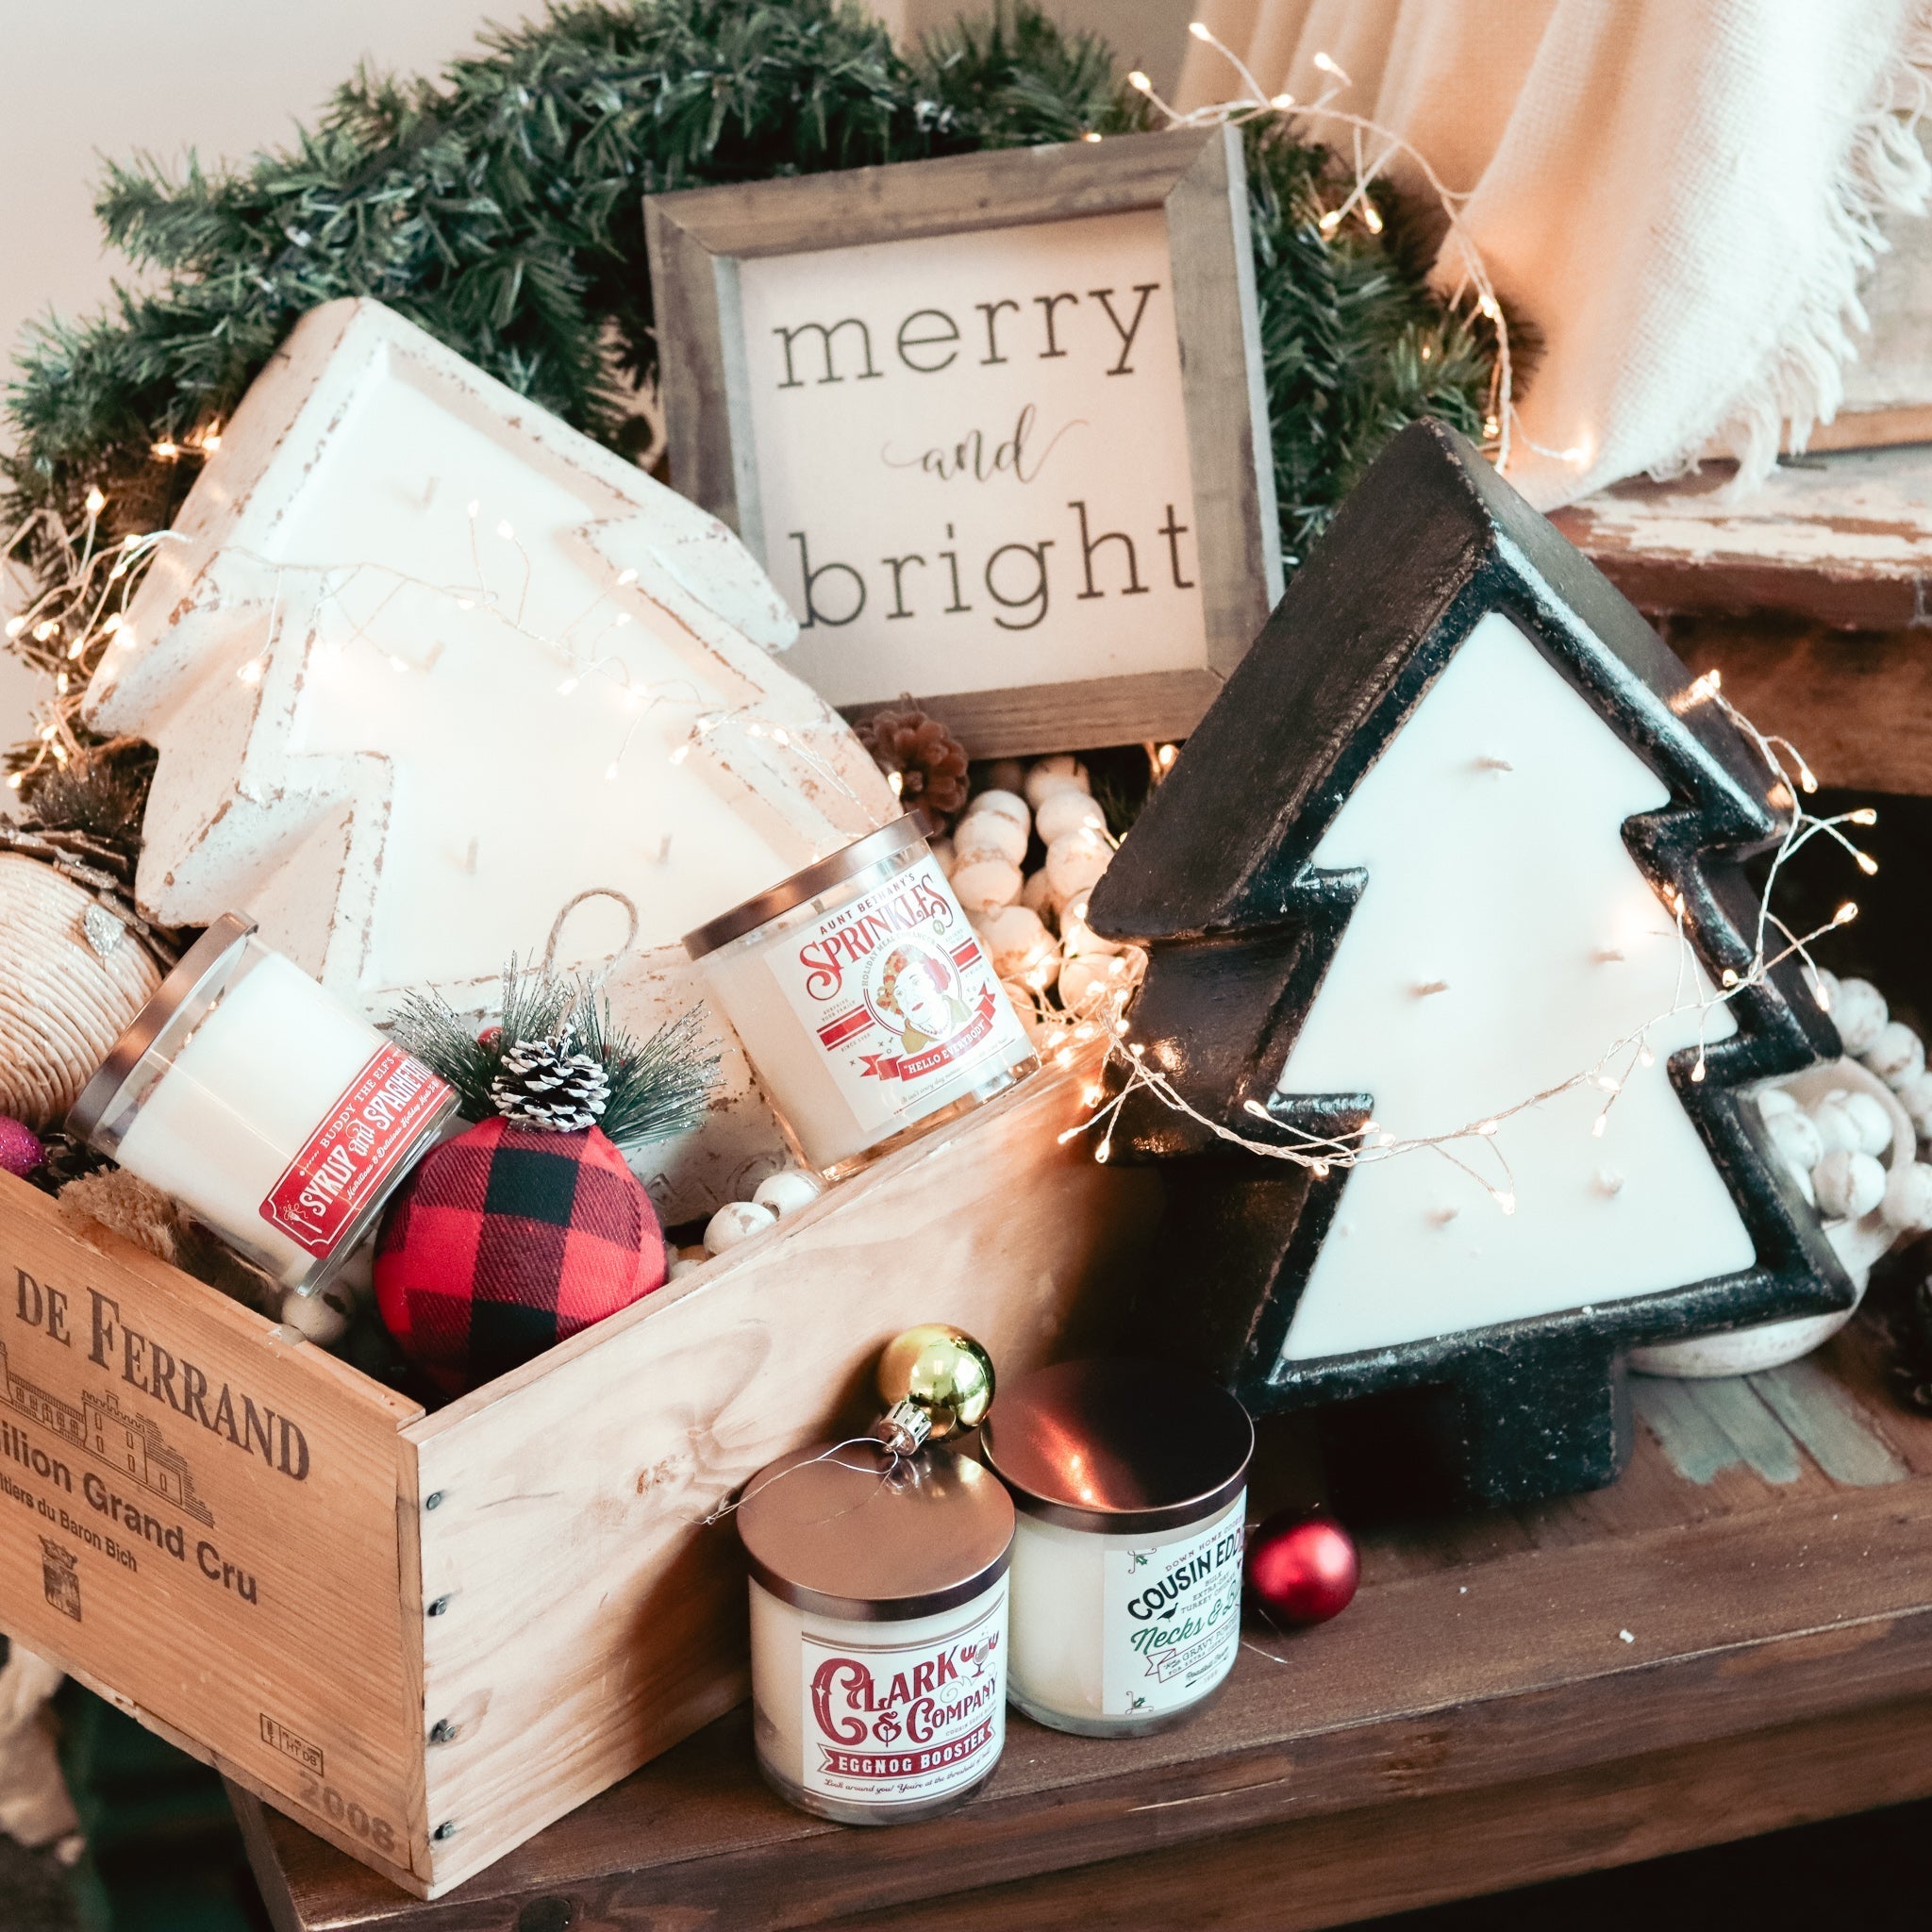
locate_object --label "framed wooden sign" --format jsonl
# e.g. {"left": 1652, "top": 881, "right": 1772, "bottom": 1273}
{"left": 645, "top": 128, "right": 1282, "bottom": 756}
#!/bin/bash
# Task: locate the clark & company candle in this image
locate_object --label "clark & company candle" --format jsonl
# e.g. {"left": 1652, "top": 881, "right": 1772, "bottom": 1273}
{"left": 69, "top": 914, "right": 458, "bottom": 1293}
{"left": 684, "top": 814, "right": 1037, "bottom": 1175}
{"left": 737, "top": 1438, "right": 1013, "bottom": 1824}
{"left": 980, "top": 1358, "right": 1254, "bottom": 1735}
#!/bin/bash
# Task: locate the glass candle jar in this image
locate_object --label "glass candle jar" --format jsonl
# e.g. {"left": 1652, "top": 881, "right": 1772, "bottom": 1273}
{"left": 737, "top": 1439, "right": 1013, "bottom": 1825}
{"left": 68, "top": 914, "right": 458, "bottom": 1294}
{"left": 683, "top": 815, "right": 1037, "bottom": 1177}
{"left": 980, "top": 1358, "right": 1254, "bottom": 1737}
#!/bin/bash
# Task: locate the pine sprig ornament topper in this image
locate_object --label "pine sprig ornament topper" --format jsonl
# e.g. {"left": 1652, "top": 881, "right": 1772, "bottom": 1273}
{"left": 390, "top": 960, "right": 720, "bottom": 1149}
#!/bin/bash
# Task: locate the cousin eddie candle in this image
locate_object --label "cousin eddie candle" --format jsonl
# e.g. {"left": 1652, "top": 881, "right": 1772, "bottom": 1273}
{"left": 980, "top": 1358, "right": 1254, "bottom": 1735}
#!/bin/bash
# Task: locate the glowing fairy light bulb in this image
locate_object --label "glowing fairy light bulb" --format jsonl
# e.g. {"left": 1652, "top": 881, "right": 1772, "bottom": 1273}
{"left": 84, "top": 487, "right": 106, "bottom": 516}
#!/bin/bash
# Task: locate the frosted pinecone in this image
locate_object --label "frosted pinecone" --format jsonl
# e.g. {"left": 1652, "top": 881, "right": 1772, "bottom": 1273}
{"left": 489, "top": 1026, "right": 610, "bottom": 1132}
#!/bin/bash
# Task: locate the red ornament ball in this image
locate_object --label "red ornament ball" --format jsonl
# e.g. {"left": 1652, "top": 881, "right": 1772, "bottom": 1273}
{"left": 375, "top": 1118, "right": 664, "bottom": 1396}
{"left": 0, "top": 1116, "right": 43, "bottom": 1180}
{"left": 1244, "top": 1507, "right": 1358, "bottom": 1626}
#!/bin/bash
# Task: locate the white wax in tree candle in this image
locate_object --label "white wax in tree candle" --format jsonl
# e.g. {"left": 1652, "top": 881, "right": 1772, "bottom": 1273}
{"left": 1274, "top": 610, "right": 1754, "bottom": 1362}
{"left": 105, "top": 947, "right": 452, "bottom": 1290}
{"left": 1006, "top": 1496, "right": 1246, "bottom": 1733}
{"left": 749, "top": 1576, "right": 1008, "bottom": 1818}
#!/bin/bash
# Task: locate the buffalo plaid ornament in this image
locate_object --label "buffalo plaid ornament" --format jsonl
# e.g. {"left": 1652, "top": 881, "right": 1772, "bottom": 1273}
{"left": 374, "top": 1118, "right": 664, "bottom": 1395}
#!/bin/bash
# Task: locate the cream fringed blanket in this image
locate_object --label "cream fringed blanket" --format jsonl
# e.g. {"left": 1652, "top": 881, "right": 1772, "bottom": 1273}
{"left": 1177, "top": 0, "right": 1932, "bottom": 508}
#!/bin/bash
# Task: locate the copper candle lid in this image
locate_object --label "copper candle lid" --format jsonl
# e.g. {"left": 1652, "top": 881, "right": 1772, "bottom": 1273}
{"left": 737, "top": 1441, "right": 1014, "bottom": 1623}
{"left": 980, "top": 1359, "right": 1255, "bottom": 1536}
{"left": 682, "top": 813, "right": 929, "bottom": 960}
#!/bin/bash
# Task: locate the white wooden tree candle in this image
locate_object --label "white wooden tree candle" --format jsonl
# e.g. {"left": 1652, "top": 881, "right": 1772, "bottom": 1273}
{"left": 84, "top": 300, "right": 897, "bottom": 1218}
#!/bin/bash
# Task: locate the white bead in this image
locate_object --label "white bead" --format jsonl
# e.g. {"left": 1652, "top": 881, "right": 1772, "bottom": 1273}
{"left": 984, "top": 760, "right": 1027, "bottom": 797}
{"left": 1059, "top": 951, "right": 1134, "bottom": 1016}
{"left": 666, "top": 1254, "right": 706, "bottom": 1280}
{"left": 968, "top": 788, "right": 1030, "bottom": 832}
{"left": 1787, "top": 1160, "right": 1816, "bottom": 1208}
{"left": 1812, "top": 1148, "right": 1886, "bottom": 1221}
{"left": 1882, "top": 1162, "right": 1932, "bottom": 1233}
{"left": 1767, "top": 1109, "right": 1824, "bottom": 1174}
{"left": 952, "top": 809, "right": 1027, "bottom": 867}
{"left": 1807, "top": 1097, "right": 1861, "bottom": 1158}
{"left": 1837, "top": 1089, "right": 1894, "bottom": 1158}
{"left": 951, "top": 856, "right": 1024, "bottom": 913}
{"left": 1864, "top": 1020, "right": 1925, "bottom": 1091}
{"left": 1024, "top": 756, "right": 1090, "bottom": 808}
{"left": 753, "top": 1168, "right": 824, "bottom": 1218}
{"left": 280, "top": 1287, "right": 350, "bottom": 1347}
{"left": 1831, "top": 977, "right": 1889, "bottom": 1056}
{"left": 1059, "top": 886, "right": 1124, "bottom": 958}
{"left": 1035, "top": 789, "right": 1107, "bottom": 846}
{"left": 704, "top": 1199, "right": 776, "bottom": 1254}
{"left": 928, "top": 835, "right": 956, "bottom": 877}
{"left": 1755, "top": 1086, "right": 1798, "bottom": 1122}
{"left": 973, "top": 904, "right": 1058, "bottom": 982}
{"left": 1044, "top": 826, "right": 1111, "bottom": 902}
{"left": 1895, "top": 1069, "right": 1932, "bottom": 1140}
{"left": 1020, "top": 868, "right": 1058, "bottom": 920}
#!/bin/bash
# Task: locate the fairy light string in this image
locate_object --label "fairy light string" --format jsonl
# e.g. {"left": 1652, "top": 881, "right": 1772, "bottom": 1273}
{"left": 1057, "top": 668, "right": 1873, "bottom": 1218}
{"left": 1117, "top": 23, "right": 1611, "bottom": 476}
{"left": 10, "top": 491, "right": 880, "bottom": 838}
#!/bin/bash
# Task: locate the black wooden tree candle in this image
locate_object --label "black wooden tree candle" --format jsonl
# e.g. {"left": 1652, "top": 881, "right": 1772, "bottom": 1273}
{"left": 1085, "top": 420, "right": 1852, "bottom": 1507}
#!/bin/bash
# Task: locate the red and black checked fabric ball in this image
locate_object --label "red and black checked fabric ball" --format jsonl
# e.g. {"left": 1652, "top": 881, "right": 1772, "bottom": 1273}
{"left": 374, "top": 1119, "right": 664, "bottom": 1395}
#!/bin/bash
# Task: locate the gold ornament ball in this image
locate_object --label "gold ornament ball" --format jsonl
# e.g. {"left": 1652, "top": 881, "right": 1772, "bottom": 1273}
{"left": 876, "top": 1324, "right": 995, "bottom": 1440}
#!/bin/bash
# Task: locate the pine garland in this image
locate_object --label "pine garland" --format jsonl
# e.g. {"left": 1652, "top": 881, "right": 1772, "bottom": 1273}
{"left": 391, "top": 960, "right": 722, "bottom": 1148}
{"left": 2, "top": 0, "right": 1498, "bottom": 748}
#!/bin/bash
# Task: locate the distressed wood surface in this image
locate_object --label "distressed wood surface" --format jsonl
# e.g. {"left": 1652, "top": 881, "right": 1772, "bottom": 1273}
{"left": 238, "top": 1316, "right": 1932, "bottom": 1930}
{"left": 1551, "top": 444, "right": 1932, "bottom": 629}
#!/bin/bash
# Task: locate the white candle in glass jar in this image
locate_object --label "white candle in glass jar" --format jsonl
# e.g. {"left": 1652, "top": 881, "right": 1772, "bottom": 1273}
{"left": 685, "top": 816, "right": 1037, "bottom": 1176}
{"left": 737, "top": 1440, "right": 1013, "bottom": 1824}
{"left": 981, "top": 1359, "right": 1254, "bottom": 1736}
{"left": 69, "top": 915, "right": 457, "bottom": 1292}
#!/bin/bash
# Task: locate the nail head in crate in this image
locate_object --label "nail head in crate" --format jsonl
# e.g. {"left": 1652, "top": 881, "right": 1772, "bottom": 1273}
{"left": 684, "top": 814, "right": 1038, "bottom": 1175}
{"left": 67, "top": 913, "right": 459, "bottom": 1294}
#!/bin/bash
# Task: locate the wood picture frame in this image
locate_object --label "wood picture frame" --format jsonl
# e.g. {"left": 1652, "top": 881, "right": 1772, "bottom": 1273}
{"left": 645, "top": 128, "right": 1281, "bottom": 757}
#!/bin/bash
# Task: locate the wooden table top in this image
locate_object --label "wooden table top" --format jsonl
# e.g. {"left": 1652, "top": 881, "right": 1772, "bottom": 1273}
{"left": 234, "top": 1312, "right": 1932, "bottom": 1932}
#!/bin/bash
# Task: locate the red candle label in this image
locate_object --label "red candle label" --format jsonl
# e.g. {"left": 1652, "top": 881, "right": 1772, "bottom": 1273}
{"left": 1101, "top": 1493, "right": 1246, "bottom": 1718}
{"left": 259, "top": 1046, "right": 452, "bottom": 1258}
{"left": 800, "top": 1581, "right": 1006, "bottom": 1807}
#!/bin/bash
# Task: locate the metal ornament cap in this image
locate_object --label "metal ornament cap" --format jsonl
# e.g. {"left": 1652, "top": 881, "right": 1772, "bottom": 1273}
{"left": 737, "top": 1440, "right": 1013, "bottom": 1623}
{"left": 980, "top": 1357, "right": 1255, "bottom": 1537}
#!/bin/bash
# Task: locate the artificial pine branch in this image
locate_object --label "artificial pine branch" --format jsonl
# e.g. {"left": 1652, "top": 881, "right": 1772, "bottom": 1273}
{"left": 390, "top": 958, "right": 721, "bottom": 1148}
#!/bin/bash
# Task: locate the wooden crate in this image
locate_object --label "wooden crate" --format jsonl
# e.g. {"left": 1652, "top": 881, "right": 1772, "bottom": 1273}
{"left": 0, "top": 1050, "right": 1150, "bottom": 1897}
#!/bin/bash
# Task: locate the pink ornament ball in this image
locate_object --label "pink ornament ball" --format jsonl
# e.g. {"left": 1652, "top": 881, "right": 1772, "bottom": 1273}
{"left": 0, "top": 1116, "right": 43, "bottom": 1180}
{"left": 1244, "top": 1507, "right": 1359, "bottom": 1626}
